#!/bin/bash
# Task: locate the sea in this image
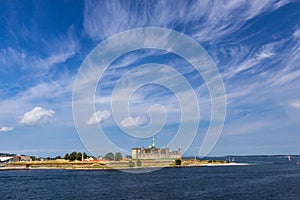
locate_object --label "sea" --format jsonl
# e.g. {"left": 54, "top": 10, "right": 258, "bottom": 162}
{"left": 1, "top": 157, "right": 300, "bottom": 200}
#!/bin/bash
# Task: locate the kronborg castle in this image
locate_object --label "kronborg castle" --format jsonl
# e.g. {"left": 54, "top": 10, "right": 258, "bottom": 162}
{"left": 132, "top": 137, "right": 182, "bottom": 160}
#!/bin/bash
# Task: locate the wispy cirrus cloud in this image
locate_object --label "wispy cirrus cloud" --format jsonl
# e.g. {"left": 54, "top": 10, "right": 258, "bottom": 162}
{"left": 0, "top": 0, "right": 298, "bottom": 156}
{"left": 80, "top": 1, "right": 300, "bottom": 149}
{"left": 223, "top": 27, "right": 300, "bottom": 102}
{"left": 0, "top": 24, "right": 79, "bottom": 129}
{"left": 0, "top": 27, "right": 79, "bottom": 97}
{"left": 0, "top": 73, "right": 75, "bottom": 130}
{"left": 83, "top": 0, "right": 292, "bottom": 42}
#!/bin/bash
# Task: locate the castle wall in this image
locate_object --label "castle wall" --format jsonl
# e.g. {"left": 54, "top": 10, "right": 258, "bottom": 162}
{"left": 132, "top": 147, "right": 181, "bottom": 160}
{"left": 132, "top": 148, "right": 141, "bottom": 160}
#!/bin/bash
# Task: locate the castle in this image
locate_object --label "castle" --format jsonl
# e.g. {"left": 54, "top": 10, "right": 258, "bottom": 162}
{"left": 132, "top": 136, "right": 182, "bottom": 160}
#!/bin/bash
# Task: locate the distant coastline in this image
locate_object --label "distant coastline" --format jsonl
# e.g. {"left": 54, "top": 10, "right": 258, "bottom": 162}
{"left": 2, "top": 154, "right": 299, "bottom": 171}
{"left": 0, "top": 159, "right": 249, "bottom": 171}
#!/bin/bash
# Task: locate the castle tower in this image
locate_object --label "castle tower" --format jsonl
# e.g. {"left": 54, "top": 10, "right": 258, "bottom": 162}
{"left": 151, "top": 136, "right": 155, "bottom": 148}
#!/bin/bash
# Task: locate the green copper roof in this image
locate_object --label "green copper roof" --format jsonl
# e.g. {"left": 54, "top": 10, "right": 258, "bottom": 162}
{"left": 151, "top": 136, "right": 155, "bottom": 148}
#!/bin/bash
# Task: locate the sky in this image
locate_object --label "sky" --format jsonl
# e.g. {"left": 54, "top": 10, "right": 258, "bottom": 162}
{"left": 0, "top": 0, "right": 299, "bottom": 157}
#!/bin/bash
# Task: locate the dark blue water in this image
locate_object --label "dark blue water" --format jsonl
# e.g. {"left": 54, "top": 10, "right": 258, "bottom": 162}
{"left": 1, "top": 164, "right": 300, "bottom": 200}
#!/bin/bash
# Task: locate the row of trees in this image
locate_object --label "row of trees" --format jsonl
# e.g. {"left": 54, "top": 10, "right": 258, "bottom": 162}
{"left": 56, "top": 152, "right": 127, "bottom": 161}
{"left": 104, "top": 152, "right": 123, "bottom": 161}
{"left": 55, "top": 152, "right": 88, "bottom": 161}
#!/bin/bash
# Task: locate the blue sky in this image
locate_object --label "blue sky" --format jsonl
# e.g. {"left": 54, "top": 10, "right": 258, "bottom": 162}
{"left": 0, "top": 0, "right": 299, "bottom": 157}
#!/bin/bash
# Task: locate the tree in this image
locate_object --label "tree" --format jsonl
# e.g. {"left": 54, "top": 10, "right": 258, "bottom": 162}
{"left": 64, "top": 153, "right": 69, "bottom": 160}
{"left": 69, "top": 152, "right": 78, "bottom": 161}
{"left": 55, "top": 156, "right": 61, "bottom": 160}
{"left": 77, "top": 152, "right": 82, "bottom": 161}
{"left": 129, "top": 160, "right": 135, "bottom": 167}
{"left": 104, "top": 152, "right": 114, "bottom": 161}
{"left": 175, "top": 159, "right": 181, "bottom": 166}
{"left": 83, "top": 152, "right": 88, "bottom": 159}
{"left": 63, "top": 152, "right": 89, "bottom": 161}
{"left": 115, "top": 152, "right": 123, "bottom": 161}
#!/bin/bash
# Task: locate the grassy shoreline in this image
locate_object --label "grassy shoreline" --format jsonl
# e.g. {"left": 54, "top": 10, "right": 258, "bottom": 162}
{"left": 0, "top": 159, "right": 243, "bottom": 171}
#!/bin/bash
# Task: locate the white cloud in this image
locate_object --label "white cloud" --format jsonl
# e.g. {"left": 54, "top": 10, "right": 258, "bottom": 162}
{"left": 19, "top": 107, "right": 55, "bottom": 126}
{"left": 0, "top": 27, "right": 79, "bottom": 90}
{"left": 0, "top": 126, "right": 14, "bottom": 132}
{"left": 86, "top": 110, "right": 111, "bottom": 125}
{"left": 121, "top": 116, "right": 147, "bottom": 128}
{"left": 291, "top": 102, "right": 300, "bottom": 110}
{"left": 0, "top": 74, "right": 75, "bottom": 128}
{"left": 293, "top": 28, "right": 300, "bottom": 39}
{"left": 83, "top": 1, "right": 290, "bottom": 42}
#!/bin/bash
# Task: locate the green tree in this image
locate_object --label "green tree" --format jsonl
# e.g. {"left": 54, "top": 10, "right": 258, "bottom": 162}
{"left": 175, "top": 159, "right": 181, "bottom": 165}
{"left": 83, "top": 152, "right": 88, "bottom": 159}
{"left": 104, "top": 152, "right": 114, "bottom": 161}
{"left": 55, "top": 156, "right": 61, "bottom": 160}
{"left": 77, "top": 152, "right": 82, "bottom": 161}
{"left": 114, "top": 152, "right": 123, "bottom": 161}
{"left": 129, "top": 160, "right": 135, "bottom": 167}
{"left": 64, "top": 153, "right": 69, "bottom": 160}
{"left": 69, "top": 151, "right": 78, "bottom": 161}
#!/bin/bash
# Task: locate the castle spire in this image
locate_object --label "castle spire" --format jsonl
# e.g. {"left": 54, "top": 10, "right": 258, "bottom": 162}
{"left": 151, "top": 136, "right": 155, "bottom": 148}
